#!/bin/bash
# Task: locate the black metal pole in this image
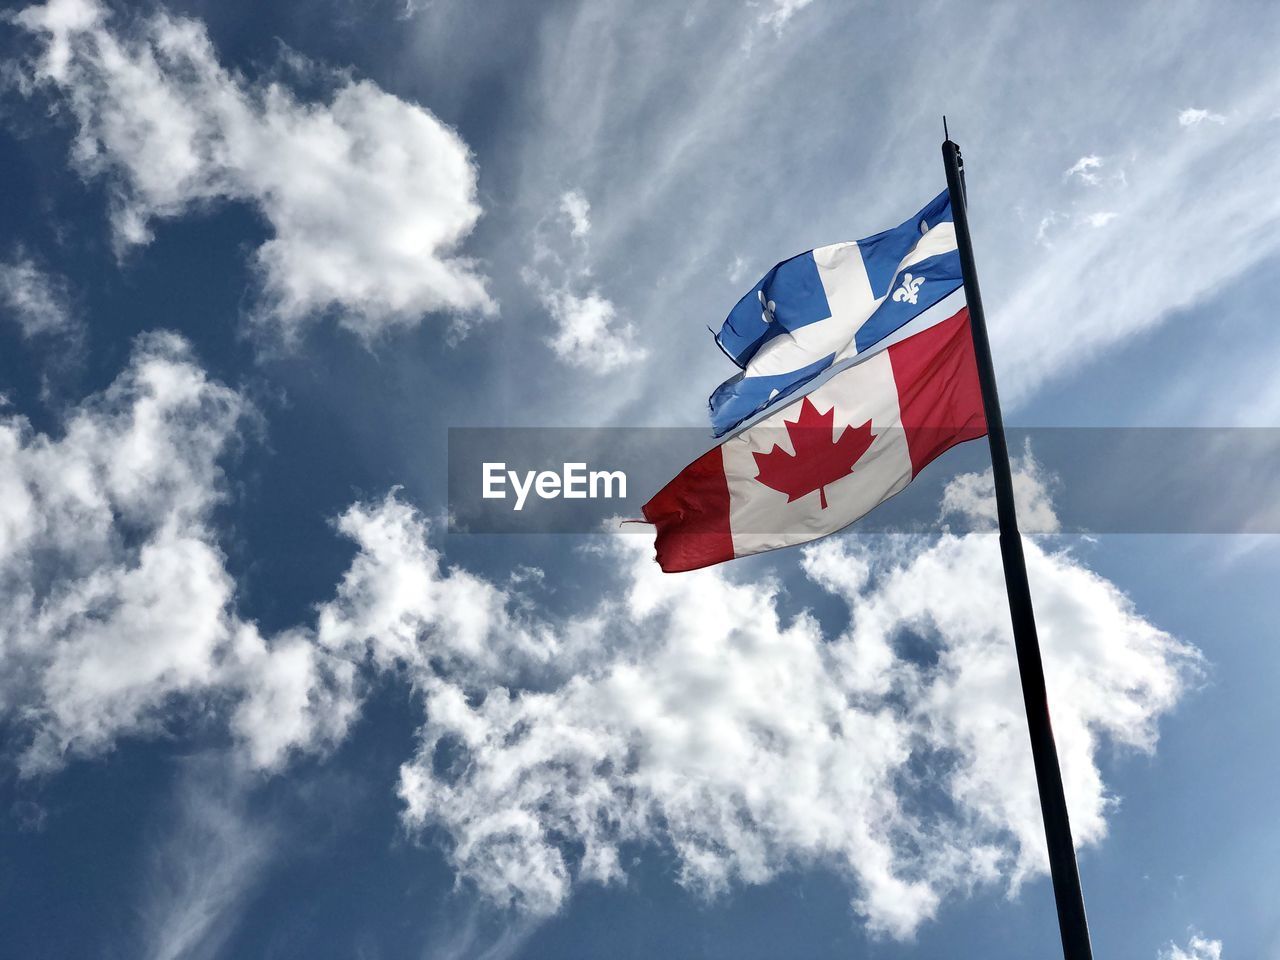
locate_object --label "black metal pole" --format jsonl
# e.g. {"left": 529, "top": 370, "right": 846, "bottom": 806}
{"left": 942, "top": 134, "right": 1095, "bottom": 960}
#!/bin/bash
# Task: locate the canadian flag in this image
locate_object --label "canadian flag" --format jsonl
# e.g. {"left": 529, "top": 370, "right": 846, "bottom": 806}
{"left": 643, "top": 308, "right": 987, "bottom": 572}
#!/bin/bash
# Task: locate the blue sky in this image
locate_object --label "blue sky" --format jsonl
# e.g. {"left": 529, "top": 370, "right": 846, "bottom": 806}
{"left": 0, "top": 0, "right": 1277, "bottom": 958}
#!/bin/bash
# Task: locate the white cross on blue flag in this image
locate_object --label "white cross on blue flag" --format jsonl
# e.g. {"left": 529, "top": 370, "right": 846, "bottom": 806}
{"left": 709, "top": 190, "right": 962, "bottom": 436}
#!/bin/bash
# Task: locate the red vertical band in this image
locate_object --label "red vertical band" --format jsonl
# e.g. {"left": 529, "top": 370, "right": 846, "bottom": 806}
{"left": 889, "top": 307, "right": 987, "bottom": 476}
{"left": 641, "top": 447, "right": 734, "bottom": 572}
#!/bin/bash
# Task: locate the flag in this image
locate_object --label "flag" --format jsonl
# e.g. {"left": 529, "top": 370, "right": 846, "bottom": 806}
{"left": 709, "top": 190, "right": 962, "bottom": 436}
{"left": 646, "top": 308, "right": 985, "bottom": 572}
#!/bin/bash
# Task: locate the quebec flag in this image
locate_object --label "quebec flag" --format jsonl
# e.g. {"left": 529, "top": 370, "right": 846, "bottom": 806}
{"left": 709, "top": 190, "right": 962, "bottom": 436}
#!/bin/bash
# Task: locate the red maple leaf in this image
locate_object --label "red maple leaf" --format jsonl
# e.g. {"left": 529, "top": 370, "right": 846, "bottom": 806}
{"left": 752, "top": 397, "right": 876, "bottom": 509}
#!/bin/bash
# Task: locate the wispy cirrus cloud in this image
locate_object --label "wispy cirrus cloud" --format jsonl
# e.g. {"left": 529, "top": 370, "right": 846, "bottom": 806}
{"left": 11, "top": 0, "right": 493, "bottom": 345}
{"left": 478, "top": 0, "right": 1280, "bottom": 433}
{"left": 994, "top": 85, "right": 1280, "bottom": 403}
{"left": 139, "top": 759, "right": 273, "bottom": 960}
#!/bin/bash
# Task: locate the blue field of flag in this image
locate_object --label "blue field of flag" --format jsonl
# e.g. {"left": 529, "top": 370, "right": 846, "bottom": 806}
{"left": 709, "top": 190, "right": 963, "bottom": 436}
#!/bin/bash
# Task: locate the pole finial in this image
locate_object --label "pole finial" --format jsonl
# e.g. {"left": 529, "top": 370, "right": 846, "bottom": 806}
{"left": 943, "top": 115, "right": 950, "bottom": 142}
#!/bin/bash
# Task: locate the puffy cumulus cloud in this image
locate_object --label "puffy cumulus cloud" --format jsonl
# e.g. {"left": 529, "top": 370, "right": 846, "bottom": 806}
{"left": 400, "top": 539, "right": 928, "bottom": 929}
{"left": 389, "top": 514, "right": 1198, "bottom": 936}
{"left": 0, "top": 318, "right": 589, "bottom": 775}
{"left": 11, "top": 0, "right": 493, "bottom": 343}
{"left": 940, "top": 447, "right": 1061, "bottom": 534}
{"left": 1160, "top": 933, "right": 1223, "bottom": 960}
{"left": 0, "top": 354, "right": 1198, "bottom": 936}
{"left": 818, "top": 534, "right": 1194, "bottom": 894}
{"left": 0, "top": 337, "right": 581, "bottom": 776}
{"left": 0, "top": 332, "right": 363, "bottom": 774}
{"left": 0, "top": 330, "right": 248, "bottom": 773}
{"left": 311, "top": 493, "right": 600, "bottom": 683}
{"left": 0, "top": 254, "right": 78, "bottom": 340}
{"left": 225, "top": 624, "right": 358, "bottom": 772}
{"left": 539, "top": 287, "right": 642, "bottom": 373}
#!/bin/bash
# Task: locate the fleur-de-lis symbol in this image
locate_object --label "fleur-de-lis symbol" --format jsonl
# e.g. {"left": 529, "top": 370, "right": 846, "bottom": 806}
{"left": 759, "top": 288, "right": 777, "bottom": 324}
{"left": 892, "top": 272, "right": 925, "bottom": 306}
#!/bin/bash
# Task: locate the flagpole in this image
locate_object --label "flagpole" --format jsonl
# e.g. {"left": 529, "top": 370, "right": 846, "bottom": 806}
{"left": 941, "top": 132, "right": 1095, "bottom": 960}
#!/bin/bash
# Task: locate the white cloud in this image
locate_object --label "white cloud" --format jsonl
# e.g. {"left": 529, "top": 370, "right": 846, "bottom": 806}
{"left": 3, "top": 364, "right": 1187, "bottom": 936}
{"left": 139, "top": 759, "right": 271, "bottom": 960}
{"left": 0, "top": 332, "right": 1195, "bottom": 938}
{"left": 940, "top": 449, "right": 1061, "bottom": 534}
{"left": 760, "top": 0, "right": 818, "bottom": 33}
{"left": 539, "top": 287, "right": 644, "bottom": 373}
{"left": 0, "top": 341, "right": 569, "bottom": 775}
{"left": 0, "top": 322, "right": 589, "bottom": 774}
{"left": 312, "top": 493, "right": 580, "bottom": 679}
{"left": 559, "top": 190, "right": 592, "bottom": 239}
{"left": 388, "top": 517, "right": 1198, "bottom": 936}
{"left": 526, "top": 189, "right": 646, "bottom": 374}
{"left": 12, "top": 0, "right": 493, "bottom": 344}
{"left": 1178, "top": 107, "right": 1227, "bottom": 127}
{"left": 423, "top": 912, "right": 541, "bottom": 960}
{"left": 489, "top": 3, "right": 1280, "bottom": 430}
{"left": 1064, "top": 155, "right": 1104, "bottom": 185}
{"left": 0, "top": 347, "right": 1199, "bottom": 937}
{"left": 995, "top": 86, "right": 1280, "bottom": 402}
{"left": 1034, "top": 210, "right": 1062, "bottom": 247}
{"left": 0, "top": 331, "right": 247, "bottom": 773}
{"left": 0, "top": 331, "right": 367, "bottom": 774}
{"left": 226, "top": 624, "right": 359, "bottom": 772}
{"left": 1082, "top": 211, "right": 1119, "bottom": 228}
{"left": 0, "top": 254, "right": 78, "bottom": 340}
{"left": 1160, "top": 932, "right": 1223, "bottom": 960}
